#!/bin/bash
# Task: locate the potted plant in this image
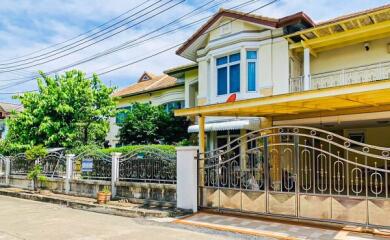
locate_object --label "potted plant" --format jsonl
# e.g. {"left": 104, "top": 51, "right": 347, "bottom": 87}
{"left": 97, "top": 186, "right": 111, "bottom": 204}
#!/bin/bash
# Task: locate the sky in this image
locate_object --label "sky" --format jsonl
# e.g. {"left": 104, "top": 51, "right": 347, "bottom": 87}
{"left": 0, "top": 0, "right": 388, "bottom": 103}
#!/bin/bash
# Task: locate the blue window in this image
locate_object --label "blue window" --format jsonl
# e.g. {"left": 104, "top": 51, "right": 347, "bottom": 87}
{"left": 247, "top": 51, "right": 257, "bottom": 91}
{"left": 229, "top": 53, "right": 240, "bottom": 62}
{"left": 217, "top": 67, "right": 228, "bottom": 95}
{"left": 216, "top": 53, "right": 241, "bottom": 95}
{"left": 216, "top": 56, "right": 228, "bottom": 65}
{"left": 229, "top": 64, "right": 240, "bottom": 93}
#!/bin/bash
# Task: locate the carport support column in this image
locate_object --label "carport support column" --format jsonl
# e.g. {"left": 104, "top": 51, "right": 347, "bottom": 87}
{"left": 111, "top": 152, "right": 121, "bottom": 198}
{"left": 65, "top": 154, "right": 74, "bottom": 194}
{"left": 303, "top": 48, "right": 311, "bottom": 91}
{"left": 198, "top": 115, "right": 206, "bottom": 187}
{"left": 176, "top": 146, "right": 198, "bottom": 213}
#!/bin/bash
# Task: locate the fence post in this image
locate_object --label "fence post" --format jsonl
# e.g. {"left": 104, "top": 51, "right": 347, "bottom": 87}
{"left": 111, "top": 152, "right": 121, "bottom": 198}
{"left": 176, "top": 146, "right": 198, "bottom": 213}
{"left": 5, "top": 157, "right": 10, "bottom": 186}
{"left": 65, "top": 154, "right": 74, "bottom": 194}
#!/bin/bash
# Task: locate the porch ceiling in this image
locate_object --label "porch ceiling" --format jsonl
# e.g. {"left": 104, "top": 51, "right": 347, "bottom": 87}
{"left": 285, "top": 6, "right": 390, "bottom": 54}
{"left": 174, "top": 80, "right": 390, "bottom": 121}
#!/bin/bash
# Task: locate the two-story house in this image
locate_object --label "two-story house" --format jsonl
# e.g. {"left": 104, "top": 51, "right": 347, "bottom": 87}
{"left": 0, "top": 102, "right": 23, "bottom": 139}
{"left": 106, "top": 64, "right": 197, "bottom": 147}
{"left": 174, "top": 5, "right": 390, "bottom": 228}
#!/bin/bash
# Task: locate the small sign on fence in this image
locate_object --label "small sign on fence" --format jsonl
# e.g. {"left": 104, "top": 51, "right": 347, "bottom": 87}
{"left": 81, "top": 158, "right": 93, "bottom": 172}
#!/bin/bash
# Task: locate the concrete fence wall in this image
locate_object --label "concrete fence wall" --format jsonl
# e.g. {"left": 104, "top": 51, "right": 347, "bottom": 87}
{"left": 0, "top": 175, "right": 176, "bottom": 203}
{"left": 0, "top": 152, "right": 177, "bottom": 204}
{"left": 0, "top": 147, "right": 197, "bottom": 209}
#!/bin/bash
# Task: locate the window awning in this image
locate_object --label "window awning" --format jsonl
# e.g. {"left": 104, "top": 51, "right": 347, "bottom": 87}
{"left": 188, "top": 119, "right": 260, "bottom": 133}
{"left": 175, "top": 80, "right": 390, "bottom": 121}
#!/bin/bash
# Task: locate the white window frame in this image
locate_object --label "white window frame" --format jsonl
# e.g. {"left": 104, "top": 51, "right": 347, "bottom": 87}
{"left": 216, "top": 52, "right": 241, "bottom": 96}
{"left": 246, "top": 49, "right": 258, "bottom": 93}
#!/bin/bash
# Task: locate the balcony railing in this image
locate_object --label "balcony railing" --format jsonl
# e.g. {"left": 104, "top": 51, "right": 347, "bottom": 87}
{"left": 289, "top": 76, "right": 304, "bottom": 93}
{"left": 289, "top": 61, "right": 390, "bottom": 92}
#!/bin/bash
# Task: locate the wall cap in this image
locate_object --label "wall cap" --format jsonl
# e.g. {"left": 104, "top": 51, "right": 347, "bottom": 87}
{"left": 176, "top": 146, "right": 199, "bottom": 151}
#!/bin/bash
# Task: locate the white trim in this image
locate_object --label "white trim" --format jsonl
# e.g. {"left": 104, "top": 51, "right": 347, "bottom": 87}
{"left": 188, "top": 119, "right": 260, "bottom": 133}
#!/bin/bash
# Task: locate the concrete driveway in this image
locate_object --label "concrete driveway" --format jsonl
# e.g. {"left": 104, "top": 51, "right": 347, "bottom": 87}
{"left": 0, "top": 195, "right": 258, "bottom": 240}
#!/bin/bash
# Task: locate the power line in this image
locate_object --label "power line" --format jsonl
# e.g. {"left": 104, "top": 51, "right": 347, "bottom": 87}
{"left": 0, "top": 0, "right": 151, "bottom": 63}
{"left": 0, "top": 0, "right": 182, "bottom": 72}
{"left": 0, "top": 0, "right": 278, "bottom": 94}
{"left": 0, "top": 0, "right": 224, "bottom": 82}
{"left": 0, "top": 0, "right": 249, "bottom": 82}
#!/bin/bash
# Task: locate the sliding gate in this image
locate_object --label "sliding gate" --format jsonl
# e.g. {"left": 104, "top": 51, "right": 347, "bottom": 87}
{"left": 199, "top": 126, "right": 390, "bottom": 228}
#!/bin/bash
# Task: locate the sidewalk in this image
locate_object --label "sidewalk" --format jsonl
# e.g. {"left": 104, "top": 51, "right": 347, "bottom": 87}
{"left": 175, "top": 212, "right": 390, "bottom": 240}
{"left": 0, "top": 187, "right": 183, "bottom": 218}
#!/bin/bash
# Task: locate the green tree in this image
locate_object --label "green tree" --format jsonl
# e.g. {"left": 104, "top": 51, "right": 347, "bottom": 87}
{"left": 118, "top": 103, "right": 190, "bottom": 145}
{"left": 7, "top": 70, "right": 117, "bottom": 148}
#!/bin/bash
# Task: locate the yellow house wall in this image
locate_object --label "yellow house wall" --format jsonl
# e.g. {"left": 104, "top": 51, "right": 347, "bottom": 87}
{"left": 208, "top": 19, "right": 261, "bottom": 42}
{"left": 185, "top": 68, "right": 198, "bottom": 81}
{"left": 311, "top": 37, "right": 390, "bottom": 74}
{"left": 344, "top": 126, "right": 390, "bottom": 148}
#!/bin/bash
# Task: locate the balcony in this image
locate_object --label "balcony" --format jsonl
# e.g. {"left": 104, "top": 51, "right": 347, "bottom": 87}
{"left": 289, "top": 61, "right": 390, "bottom": 93}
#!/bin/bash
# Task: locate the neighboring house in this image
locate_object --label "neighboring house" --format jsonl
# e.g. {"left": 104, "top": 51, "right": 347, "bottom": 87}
{"left": 106, "top": 64, "right": 197, "bottom": 146}
{"left": 174, "top": 6, "right": 390, "bottom": 227}
{"left": 0, "top": 102, "right": 23, "bottom": 139}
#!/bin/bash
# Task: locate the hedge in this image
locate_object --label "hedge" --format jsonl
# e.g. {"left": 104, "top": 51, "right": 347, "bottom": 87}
{"left": 101, "top": 144, "right": 176, "bottom": 155}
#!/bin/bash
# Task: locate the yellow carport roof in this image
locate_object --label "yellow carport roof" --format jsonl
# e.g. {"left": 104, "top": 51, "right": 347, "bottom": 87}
{"left": 175, "top": 80, "right": 390, "bottom": 121}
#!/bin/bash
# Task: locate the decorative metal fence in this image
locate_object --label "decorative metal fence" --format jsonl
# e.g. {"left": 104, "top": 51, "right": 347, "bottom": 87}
{"left": 72, "top": 151, "right": 112, "bottom": 181}
{"left": 119, "top": 147, "right": 176, "bottom": 184}
{"left": 9, "top": 153, "right": 33, "bottom": 176}
{"left": 39, "top": 152, "right": 66, "bottom": 178}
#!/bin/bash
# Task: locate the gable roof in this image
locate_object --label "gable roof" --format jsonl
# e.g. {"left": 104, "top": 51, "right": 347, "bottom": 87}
{"left": 113, "top": 73, "right": 180, "bottom": 98}
{"left": 176, "top": 8, "right": 314, "bottom": 56}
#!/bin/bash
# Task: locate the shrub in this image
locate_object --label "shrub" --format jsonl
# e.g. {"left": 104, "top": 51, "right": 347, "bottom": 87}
{"left": 101, "top": 144, "right": 176, "bottom": 156}
{"left": 25, "top": 145, "right": 48, "bottom": 161}
{"left": 0, "top": 140, "right": 31, "bottom": 156}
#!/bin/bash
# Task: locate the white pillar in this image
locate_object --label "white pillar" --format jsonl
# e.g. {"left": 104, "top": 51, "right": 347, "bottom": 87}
{"left": 5, "top": 157, "right": 10, "bottom": 186}
{"left": 65, "top": 154, "right": 74, "bottom": 194}
{"left": 111, "top": 152, "right": 121, "bottom": 198}
{"left": 303, "top": 48, "right": 311, "bottom": 90}
{"left": 176, "top": 146, "right": 198, "bottom": 213}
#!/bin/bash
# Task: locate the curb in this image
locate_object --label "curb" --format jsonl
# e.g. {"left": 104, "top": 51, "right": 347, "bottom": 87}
{"left": 0, "top": 188, "right": 175, "bottom": 218}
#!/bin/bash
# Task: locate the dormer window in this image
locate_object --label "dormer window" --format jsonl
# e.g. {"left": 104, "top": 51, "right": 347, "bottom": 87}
{"left": 216, "top": 53, "right": 241, "bottom": 95}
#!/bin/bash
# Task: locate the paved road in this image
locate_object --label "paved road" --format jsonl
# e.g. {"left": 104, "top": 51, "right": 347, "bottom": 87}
{"left": 0, "top": 195, "right": 260, "bottom": 240}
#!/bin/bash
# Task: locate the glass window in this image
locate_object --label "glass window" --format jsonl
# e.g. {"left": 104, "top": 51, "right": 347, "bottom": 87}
{"left": 247, "top": 51, "right": 257, "bottom": 59}
{"left": 164, "top": 101, "right": 184, "bottom": 112}
{"left": 115, "top": 106, "right": 132, "bottom": 125}
{"left": 217, "top": 67, "right": 228, "bottom": 95}
{"left": 216, "top": 56, "right": 228, "bottom": 66}
{"left": 216, "top": 53, "right": 241, "bottom": 95}
{"left": 229, "top": 53, "right": 240, "bottom": 62}
{"left": 229, "top": 64, "right": 240, "bottom": 93}
{"left": 247, "top": 50, "right": 257, "bottom": 91}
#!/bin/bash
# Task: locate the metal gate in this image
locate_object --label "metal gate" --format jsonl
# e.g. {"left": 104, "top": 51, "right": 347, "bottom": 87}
{"left": 199, "top": 126, "right": 390, "bottom": 228}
